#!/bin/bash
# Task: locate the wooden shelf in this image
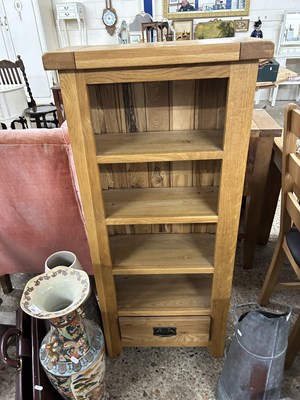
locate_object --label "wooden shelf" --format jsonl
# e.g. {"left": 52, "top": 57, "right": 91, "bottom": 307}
{"left": 95, "top": 130, "right": 224, "bottom": 163}
{"left": 111, "top": 233, "right": 215, "bottom": 275}
{"left": 115, "top": 274, "right": 212, "bottom": 316}
{"left": 104, "top": 187, "right": 219, "bottom": 225}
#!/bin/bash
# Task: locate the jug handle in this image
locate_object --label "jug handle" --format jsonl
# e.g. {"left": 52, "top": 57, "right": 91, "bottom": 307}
{"left": 233, "top": 302, "right": 292, "bottom": 323}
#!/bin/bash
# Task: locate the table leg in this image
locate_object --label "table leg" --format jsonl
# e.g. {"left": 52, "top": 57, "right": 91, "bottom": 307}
{"left": 270, "top": 85, "right": 279, "bottom": 107}
{"left": 257, "top": 154, "right": 281, "bottom": 245}
{"left": 42, "top": 114, "right": 48, "bottom": 128}
{"left": 243, "top": 137, "right": 274, "bottom": 268}
{"left": 35, "top": 116, "right": 42, "bottom": 128}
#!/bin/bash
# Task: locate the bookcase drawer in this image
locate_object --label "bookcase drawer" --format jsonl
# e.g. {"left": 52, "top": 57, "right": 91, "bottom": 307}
{"left": 119, "top": 316, "right": 210, "bottom": 347}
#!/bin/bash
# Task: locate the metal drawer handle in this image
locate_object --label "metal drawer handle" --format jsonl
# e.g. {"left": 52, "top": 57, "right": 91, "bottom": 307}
{"left": 153, "top": 327, "right": 177, "bottom": 337}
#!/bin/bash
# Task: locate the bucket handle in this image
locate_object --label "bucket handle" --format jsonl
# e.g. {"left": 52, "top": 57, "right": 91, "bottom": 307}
{"left": 233, "top": 302, "right": 292, "bottom": 323}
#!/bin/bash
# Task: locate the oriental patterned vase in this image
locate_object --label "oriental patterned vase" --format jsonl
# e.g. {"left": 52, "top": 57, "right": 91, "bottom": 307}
{"left": 20, "top": 266, "right": 109, "bottom": 400}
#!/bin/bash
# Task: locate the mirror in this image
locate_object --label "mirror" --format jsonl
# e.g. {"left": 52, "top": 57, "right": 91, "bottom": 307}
{"left": 279, "top": 11, "right": 300, "bottom": 46}
{"left": 163, "top": 0, "right": 250, "bottom": 20}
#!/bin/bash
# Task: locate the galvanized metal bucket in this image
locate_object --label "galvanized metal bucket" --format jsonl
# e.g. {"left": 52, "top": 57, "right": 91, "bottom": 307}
{"left": 216, "top": 303, "right": 291, "bottom": 400}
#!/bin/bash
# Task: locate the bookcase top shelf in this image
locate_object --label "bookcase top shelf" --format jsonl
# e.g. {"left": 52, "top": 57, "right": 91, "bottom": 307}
{"left": 42, "top": 38, "right": 274, "bottom": 71}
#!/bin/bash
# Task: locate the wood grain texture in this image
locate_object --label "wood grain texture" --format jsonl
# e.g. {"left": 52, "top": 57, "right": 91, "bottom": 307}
{"left": 119, "top": 316, "right": 210, "bottom": 347}
{"left": 55, "top": 41, "right": 273, "bottom": 357}
{"left": 98, "top": 84, "right": 129, "bottom": 234}
{"left": 290, "top": 108, "right": 300, "bottom": 139}
{"left": 103, "top": 187, "right": 219, "bottom": 225}
{"left": 243, "top": 137, "right": 275, "bottom": 268}
{"left": 209, "top": 61, "right": 259, "bottom": 356}
{"left": 239, "top": 39, "right": 274, "bottom": 60}
{"left": 42, "top": 49, "right": 76, "bottom": 70}
{"left": 170, "top": 80, "right": 195, "bottom": 234}
{"left": 193, "top": 78, "right": 226, "bottom": 234}
{"left": 115, "top": 275, "right": 212, "bottom": 316}
{"left": 85, "top": 64, "right": 230, "bottom": 85}
{"left": 258, "top": 104, "right": 300, "bottom": 307}
{"left": 95, "top": 130, "right": 223, "bottom": 163}
{"left": 59, "top": 72, "right": 122, "bottom": 357}
{"left": 110, "top": 233, "right": 215, "bottom": 274}
{"left": 289, "top": 153, "right": 300, "bottom": 190}
{"left": 43, "top": 40, "right": 274, "bottom": 71}
{"left": 251, "top": 109, "right": 282, "bottom": 138}
{"left": 144, "top": 81, "right": 171, "bottom": 233}
{"left": 74, "top": 42, "right": 240, "bottom": 69}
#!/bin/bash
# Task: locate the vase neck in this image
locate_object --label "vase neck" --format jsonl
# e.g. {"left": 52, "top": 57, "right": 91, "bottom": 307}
{"left": 49, "top": 310, "right": 90, "bottom": 350}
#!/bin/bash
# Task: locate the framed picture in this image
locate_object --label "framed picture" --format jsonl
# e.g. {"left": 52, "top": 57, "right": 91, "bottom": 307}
{"left": 164, "top": 0, "right": 250, "bottom": 20}
{"left": 129, "top": 32, "right": 142, "bottom": 43}
{"left": 194, "top": 19, "right": 235, "bottom": 40}
{"left": 233, "top": 19, "right": 250, "bottom": 32}
{"left": 279, "top": 10, "right": 300, "bottom": 46}
{"left": 173, "top": 19, "right": 193, "bottom": 41}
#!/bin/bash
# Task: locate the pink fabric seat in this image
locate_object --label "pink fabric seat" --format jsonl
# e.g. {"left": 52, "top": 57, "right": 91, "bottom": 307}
{"left": 0, "top": 122, "right": 92, "bottom": 275}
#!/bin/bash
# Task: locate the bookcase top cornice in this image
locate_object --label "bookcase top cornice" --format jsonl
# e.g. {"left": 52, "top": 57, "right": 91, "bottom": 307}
{"left": 42, "top": 38, "right": 274, "bottom": 71}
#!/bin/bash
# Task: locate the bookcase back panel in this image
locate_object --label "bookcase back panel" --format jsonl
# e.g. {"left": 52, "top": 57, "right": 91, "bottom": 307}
{"left": 100, "top": 159, "right": 221, "bottom": 235}
{"left": 91, "top": 78, "right": 226, "bottom": 235}
{"left": 89, "top": 79, "right": 228, "bottom": 134}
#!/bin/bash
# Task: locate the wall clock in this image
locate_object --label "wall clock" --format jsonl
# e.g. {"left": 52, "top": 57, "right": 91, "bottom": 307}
{"left": 102, "top": 0, "right": 118, "bottom": 36}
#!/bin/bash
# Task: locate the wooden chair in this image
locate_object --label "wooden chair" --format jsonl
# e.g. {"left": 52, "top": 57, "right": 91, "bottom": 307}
{"left": 258, "top": 103, "right": 300, "bottom": 367}
{"left": 0, "top": 56, "right": 58, "bottom": 128}
{"left": 0, "top": 58, "right": 29, "bottom": 129}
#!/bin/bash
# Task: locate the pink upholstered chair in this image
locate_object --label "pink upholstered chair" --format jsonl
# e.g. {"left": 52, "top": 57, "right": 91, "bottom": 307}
{"left": 0, "top": 122, "right": 92, "bottom": 293}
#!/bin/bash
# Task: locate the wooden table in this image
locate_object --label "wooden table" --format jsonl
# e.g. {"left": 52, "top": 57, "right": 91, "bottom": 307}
{"left": 243, "top": 109, "right": 282, "bottom": 268}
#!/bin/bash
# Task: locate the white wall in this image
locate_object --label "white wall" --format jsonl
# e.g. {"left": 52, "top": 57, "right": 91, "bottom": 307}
{"left": 52, "top": 0, "right": 143, "bottom": 45}
{"left": 51, "top": 0, "right": 299, "bottom": 46}
{"left": 50, "top": 0, "right": 300, "bottom": 100}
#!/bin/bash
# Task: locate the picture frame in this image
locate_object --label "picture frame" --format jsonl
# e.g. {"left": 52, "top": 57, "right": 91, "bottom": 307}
{"left": 164, "top": 0, "right": 250, "bottom": 20}
{"left": 194, "top": 19, "right": 235, "bottom": 40}
{"left": 279, "top": 10, "right": 300, "bottom": 46}
{"left": 129, "top": 32, "right": 142, "bottom": 43}
{"left": 233, "top": 19, "right": 250, "bottom": 32}
{"left": 277, "top": 10, "right": 300, "bottom": 56}
{"left": 172, "top": 19, "right": 193, "bottom": 41}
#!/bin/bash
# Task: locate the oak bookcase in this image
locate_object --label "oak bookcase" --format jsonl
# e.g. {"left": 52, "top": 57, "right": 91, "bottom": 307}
{"left": 43, "top": 39, "right": 274, "bottom": 357}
